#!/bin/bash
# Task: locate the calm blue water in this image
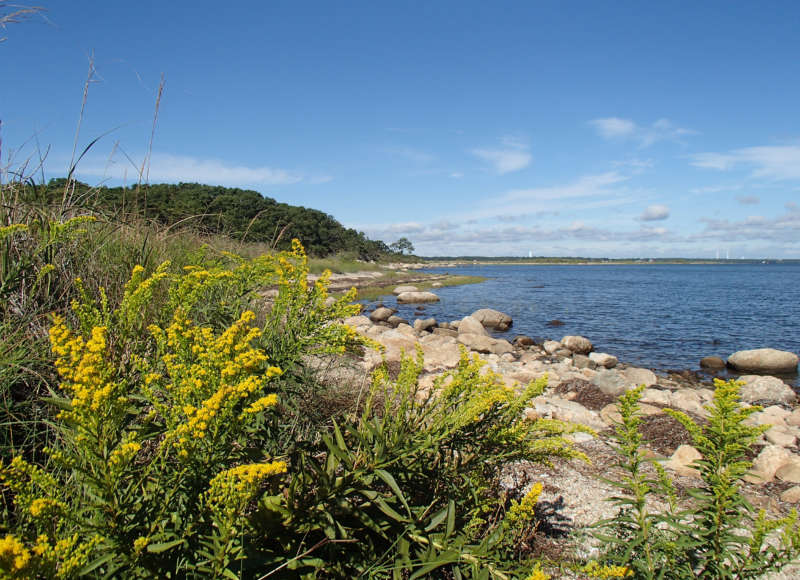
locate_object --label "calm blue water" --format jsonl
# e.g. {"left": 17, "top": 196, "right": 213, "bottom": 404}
{"left": 365, "top": 263, "right": 800, "bottom": 385}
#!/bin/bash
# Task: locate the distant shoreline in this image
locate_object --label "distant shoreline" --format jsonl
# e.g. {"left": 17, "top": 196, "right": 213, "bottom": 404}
{"left": 415, "top": 259, "right": 800, "bottom": 267}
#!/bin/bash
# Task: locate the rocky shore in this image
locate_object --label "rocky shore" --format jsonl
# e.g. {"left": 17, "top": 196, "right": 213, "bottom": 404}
{"left": 335, "top": 286, "right": 800, "bottom": 576}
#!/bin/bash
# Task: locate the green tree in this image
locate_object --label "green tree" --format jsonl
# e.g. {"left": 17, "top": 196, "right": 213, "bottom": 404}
{"left": 390, "top": 236, "right": 415, "bottom": 255}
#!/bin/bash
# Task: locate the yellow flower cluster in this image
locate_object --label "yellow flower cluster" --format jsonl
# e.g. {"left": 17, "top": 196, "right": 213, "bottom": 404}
{"left": 146, "top": 309, "right": 282, "bottom": 458}
{"left": 49, "top": 318, "right": 117, "bottom": 417}
{"left": 582, "top": 561, "right": 634, "bottom": 578}
{"left": 524, "top": 563, "right": 551, "bottom": 580}
{"left": 108, "top": 442, "right": 141, "bottom": 467}
{"left": 0, "top": 223, "right": 29, "bottom": 242}
{"left": 508, "top": 482, "right": 543, "bottom": 528}
{"left": 0, "top": 534, "right": 31, "bottom": 575}
{"left": 205, "top": 461, "right": 288, "bottom": 522}
{"left": 241, "top": 393, "right": 279, "bottom": 417}
{"left": 32, "top": 533, "right": 103, "bottom": 578}
{"left": 28, "top": 498, "right": 64, "bottom": 518}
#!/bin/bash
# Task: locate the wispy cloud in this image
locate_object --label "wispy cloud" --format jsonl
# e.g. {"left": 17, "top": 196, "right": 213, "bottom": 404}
{"left": 500, "top": 171, "right": 628, "bottom": 202}
{"left": 472, "top": 135, "right": 532, "bottom": 174}
{"left": 78, "top": 153, "right": 303, "bottom": 186}
{"left": 590, "top": 117, "right": 696, "bottom": 148}
{"left": 638, "top": 204, "right": 670, "bottom": 221}
{"left": 383, "top": 146, "right": 436, "bottom": 165}
{"left": 691, "top": 144, "right": 800, "bottom": 180}
{"left": 736, "top": 195, "right": 760, "bottom": 205}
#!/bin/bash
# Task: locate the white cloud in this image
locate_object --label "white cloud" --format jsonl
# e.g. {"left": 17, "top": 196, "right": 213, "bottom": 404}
{"left": 590, "top": 117, "right": 695, "bottom": 148}
{"left": 639, "top": 204, "right": 670, "bottom": 221}
{"left": 501, "top": 172, "right": 628, "bottom": 202}
{"left": 450, "top": 172, "right": 464, "bottom": 179}
{"left": 691, "top": 145, "right": 800, "bottom": 180}
{"left": 472, "top": 135, "right": 532, "bottom": 174}
{"left": 472, "top": 149, "right": 531, "bottom": 174}
{"left": 589, "top": 117, "right": 637, "bottom": 139}
{"left": 79, "top": 153, "right": 303, "bottom": 186}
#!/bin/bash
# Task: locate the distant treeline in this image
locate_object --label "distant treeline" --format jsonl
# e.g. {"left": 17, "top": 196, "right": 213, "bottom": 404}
{"left": 37, "top": 180, "right": 391, "bottom": 259}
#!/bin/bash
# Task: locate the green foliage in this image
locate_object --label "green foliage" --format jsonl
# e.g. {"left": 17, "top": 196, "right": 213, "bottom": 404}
{"left": 389, "top": 237, "right": 415, "bottom": 256}
{"left": 39, "top": 179, "right": 390, "bottom": 259}
{"left": 593, "top": 379, "right": 800, "bottom": 579}
{"left": 0, "top": 238, "right": 578, "bottom": 578}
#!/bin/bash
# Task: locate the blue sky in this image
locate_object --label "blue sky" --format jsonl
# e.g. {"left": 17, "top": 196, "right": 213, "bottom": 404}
{"left": 2, "top": 1, "right": 800, "bottom": 257}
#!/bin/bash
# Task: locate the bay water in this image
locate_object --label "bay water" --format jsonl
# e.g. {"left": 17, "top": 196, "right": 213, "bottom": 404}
{"left": 366, "top": 263, "right": 800, "bottom": 386}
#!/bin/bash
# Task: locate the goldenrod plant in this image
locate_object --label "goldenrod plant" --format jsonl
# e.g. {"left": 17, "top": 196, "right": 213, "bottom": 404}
{"left": 0, "top": 241, "right": 368, "bottom": 578}
{"left": 593, "top": 380, "right": 800, "bottom": 579}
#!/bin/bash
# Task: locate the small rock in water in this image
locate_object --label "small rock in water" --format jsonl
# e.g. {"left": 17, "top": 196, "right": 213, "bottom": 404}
{"left": 397, "top": 291, "right": 440, "bottom": 304}
{"left": 546, "top": 319, "right": 565, "bottom": 327}
{"left": 700, "top": 356, "right": 726, "bottom": 370}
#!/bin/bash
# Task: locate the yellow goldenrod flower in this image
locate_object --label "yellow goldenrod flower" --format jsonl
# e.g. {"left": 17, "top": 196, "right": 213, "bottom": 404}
{"left": 0, "top": 534, "right": 31, "bottom": 574}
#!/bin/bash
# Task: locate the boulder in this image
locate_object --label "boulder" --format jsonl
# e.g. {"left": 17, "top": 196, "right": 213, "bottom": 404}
{"left": 369, "top": 306, "right": 396, "bottom": 323}
{"left": 378, "top": 329, "right": 419, "bottom": 363}
{"left": 572, "top": 354, "right": 595, "bottom": 370}
{"left": 458, "top": 316, "right": 488, "bottom": 336}
{"left": 589, "top": 352, "right": 618, "bottom": 369}
{"left": 387, "top": 315, "right": 409, "bottom": 327}
{"left": 413, "top": 318, "right": 437, "bottom": 332}
{"left": 640, "top": 388, "right": 672, "bottom": 406}
{"left": 392, "top": 285, "right": 419, "bottom": 295}
{"left": 431, "top": 281, "right": 443, "bottom": 288}
{"left": 727, "top": 348, "right": 799, "bottom": 374}
{"left": 746, "top": 445, "right": 794, "bottom": 484}
{"left": 787, "top": 408, "right": 800, "bottom": 427}
{"left": 776, "top": 458, "right": 800, "bottom": 484}
{"left": 432, "top": 327, "right": 458, "bottom": 338}
{"left": 471, "top": 308, "right": 513, "bottom": 331}
{"left": 457, "top": 333, "right": 513, "bottom": 355}
{"left": 766, "top": 426, "right": 797, "bottom": 448}
{"left": 670, "top": 389, "right": 708, "bottom": 417}
{"left": 543, "top": 340, "right": 562, "bottom": 355}
{"left": 738, "top": 375, "right": 796, "bottom": 405}
{"left": 530, "top": 397, "right": 606, "bottom": 430}
{"left": 561, "top": 335, "right": 593, "bottom": 355}
{"left": 700, "top": 356, "right": 726, "bottom": 370}
{"left": 624, "top": 367, "right": 658, "bottom": 388}
{"left": 343, "top": 315, "right": 372, "bottom": 329}
{"left": 782, "top": 486, "right": 800, "bottom": 503}
{"left": 592, "top": 369, "right": 628, "bottom": 397}
{"left": 420, "top": 338, "right": 462, "bottom": 371}
{"left": 397, "top": 291, "right": 440, "bottom": 304}
{"left": 513, "top": 335, "right": 536, "bottom": 347}
{"left": 664, "top": 445, "right": 703, "bottom": 477}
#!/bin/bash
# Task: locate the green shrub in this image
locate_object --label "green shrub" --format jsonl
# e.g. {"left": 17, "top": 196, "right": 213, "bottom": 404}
{"left": 593, "top": 380, "right": 800, "bottom": 579}
{"left": 0, "top": 240, "right": 577, "bottom": 578}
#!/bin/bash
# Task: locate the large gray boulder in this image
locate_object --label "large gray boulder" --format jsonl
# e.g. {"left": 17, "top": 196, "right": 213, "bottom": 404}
{"left": 471, "top": 308, "right": 513, "bottom": 331}
{"left": 738, "top": 375, "right": 797, "bottom": 405}
{"left": 458, "top": 315, "right": 488, "bottom": 336}
{"left": 561, "top": 335, "right": 593, "bottom": 355}
{"left": 727, "top": 348, "right": 798, "bottom": 374}
{"left": 413, "top": 318, "right": 437, "bottom": 332}
{"left": 589, "top": 352, "right": 618, "bottom": 369}
{"left": 397, "top": 291, "right": 440, "bottom": 304}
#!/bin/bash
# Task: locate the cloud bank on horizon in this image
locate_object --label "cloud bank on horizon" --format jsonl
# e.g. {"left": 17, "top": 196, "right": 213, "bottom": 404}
{"left": 3, "top": 1, "right": 800, "bottom": 258}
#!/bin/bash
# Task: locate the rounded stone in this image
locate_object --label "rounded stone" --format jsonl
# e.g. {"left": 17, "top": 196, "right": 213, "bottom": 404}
{"left": 727, "top": 348, "right": 799, "bottom": 374}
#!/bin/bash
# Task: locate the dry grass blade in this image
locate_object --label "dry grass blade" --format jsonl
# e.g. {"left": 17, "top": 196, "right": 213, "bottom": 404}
{"left": 0, "top": 2, "right": 44, "bottom": 42}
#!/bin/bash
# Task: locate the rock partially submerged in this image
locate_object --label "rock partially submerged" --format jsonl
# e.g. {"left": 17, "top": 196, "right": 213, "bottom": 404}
{"left": 396, "top": 291, "right": 440, "bottom": 303}
{"left": 727, "top": 348, "right": 799, "bottom": 374}
{"left": 561, "top": 335, "right": 593, "bottom": 355}
{"left": 470, "top": 308, "right": 513, "bottom": 331}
